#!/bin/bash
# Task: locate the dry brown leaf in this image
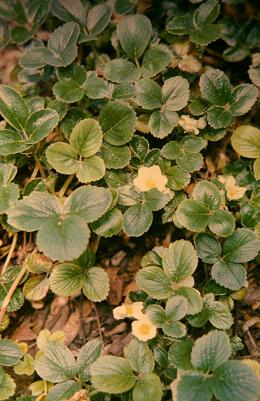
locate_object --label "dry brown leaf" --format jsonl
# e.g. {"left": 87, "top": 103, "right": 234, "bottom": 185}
{"left": 106, "top": 267, "right": 124, "bottom": 305}
{"left": 68, "top": 390, "right": 89, "bottom": 401}
{"left": 11, "top": 321, "right": 37, "bottom": 341}
{"left": 62, "top": 307, "right": 81, "bottom": 345}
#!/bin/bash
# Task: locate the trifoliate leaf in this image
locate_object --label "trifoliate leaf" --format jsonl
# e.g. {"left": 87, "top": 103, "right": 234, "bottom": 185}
{"left": 193, "top": 180, "right": 222, "bottom": 211}
{"left": 136, "top": 79, "right": 162, "bottom": 110}
{"left": 50, "top": 263, "right": 85, "bottom": 296}
{"left": 206, "top": 106, "right": 233, "bottom": 129}
{"left": 191, "top": 330, "right": 231, "bottom": 372}
{"left": 100, "top": 101, "right": 136, "bottom": 146}
{"left": 35, "top": 342, "right": 77, "bottom": 383}
{"left": 175, "top": 287, "right": 203, "bottom": 315}
{"left": 91, "top": 356, "right": 136, "bottom": 393}
{"left": 199, "top": 69, "right": 232, "bottom": 106}
{"left": 117, "top": 14, "right": 152, "bottom": 60}
{"left": 162, "top": 76, "right": 190, "bottom": 111}
{"left": 132, "top": 373, "right": 162, "bottom": 401}
{"left": 104, "top": 59, "right": 141, "bottom": 83}
{"left": 112, "top": 82, "right": 136, "bottom": 100}
{"left": 53, "top": 80, "right": 85, "bottom": 103}
{"left": 46, "top": 143, "right": 78, "bottom": 175}
{"left": 70, "top": 118, "right": 103, "bottom": 157}
{"left": 136, "top": 266, "right": 173, "bottom": 299}
{"left": 124, "top": 339, "right": 155, "bottom": 374}
{"left": 176, "top": 199, "right": 209, "bottom": 232}
{"left": 211, "top": 261, "right": 247, "bottom": 290}
{"left": 82, "top": 266, "right": 110, "bottom": 302}
{"left": 222, "top": 228, "right": 260, "bottom": 263}
{"left": 194, "top": 233, "right": 222, "bottom": 264}
{"left": 123, "top": 203, "right": 153, "bottom": 237}
{"left": 149, "top": 109, "right": 179, "bottom": 138}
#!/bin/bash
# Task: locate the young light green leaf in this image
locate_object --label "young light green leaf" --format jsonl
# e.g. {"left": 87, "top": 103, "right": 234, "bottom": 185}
{"left": 50, "top": 263, "right": 85, "bottom": 296}
{"left": 91, "top": 356, "right": 136, "bottom": 393}
{"left": 76, "top": 156, "right": 105, "bottom": 183}
{"left": 77, "top": 339, "right": 102, "bottom": 382}
{"left": 124, "top": 339, "right": 155, "bottom": 374}
{"left": 46, "top": 380, "right": 82, "bottom": 401}
{"left": 0, "top": 129, "right": 29, "bottom": 156}
{"left": 46, "top": 143, "right": 78, "bottom": 175}
{"left": 23, "top": 276, "right": 50, "bottom": 301}
{"left": 231, "top": 125, "right": 260, "bottom": 158}
{"left": 192, "top": 180, "right": 222, "bottom": 211}
{"left": 70, "top": 118, "right": 103, "bottom": 157}
{"left": 136, "top": 266, "right": 173, "bottom": 299}
{"left": 0, "top": 372, "right": 16, "bottom": 401}
{"left": 82, "top": 266, "right": 110, "bottom": 302}
{"left": 208, "top": 210, "right": 235, "bottom": 237}
{"left": 175, "top": 287, "right": 203, "bottom": 315}
{"left": 117, "top": 14, "right": 152, "bottom": 60}
{"left": 132, "top": 373, "right": 162, "bottom": 401}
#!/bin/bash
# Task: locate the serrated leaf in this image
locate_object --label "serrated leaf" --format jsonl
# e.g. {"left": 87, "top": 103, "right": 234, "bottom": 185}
{"left": 112, "top": 82, "right": 136, "bottom": 100}
{"left": 175, "top": 287, "right": 203, "bottom": 315}
{"left": 206, "top": 106, "right": 233, "bottom": 129}
{"left": 208, "top": 300, "right": 233, "bottom": 329}
{"left": 23, "top": 276, "right": 50, "bottom": 301}
{"left": 100, "top": 101, "right": 136, "bottom": 146}
{"left": 86, "top": 3, "right": 112, "bottom": 38}
{"left": 229, "top": 84, "right": 257, "bottom": 116}
{"left": 162, "top": 76, "right": 190, "bottom": 111}
{"left": 136, "top": 78, "right": 162, "bottom": 110}
{"left": 162, "top": 240, "right": 198, "bottom": 283}
{"left": 76, "top": 156, "right": 105, "bottom": 183}
{"left": 85, "top": 76, "right": 110, "bottom": 99}
{"left": 83, "top": 266, "right": 110, "bottom": 302}
{"left": 104, "top": 59, "right": 140, "bottom": 83}
{"left": 0, "top": 339, "right": 22, "bottom": 366}
{"left": 141, "top": 45, "right": 172, "bottom": 78}
{"left": 176, "top": 199, "right": 209, "bottom": 232}
{"left": 102, "top": 142, "right": 131, "bottom": 169}
{"left": 132, "top": 373, "right": 162, "bottom": 401}
{"left": 211, "top": 261, "right": 246, "bottom": 290}
{"left": 194, "top": 233, "right": 222, "bottom": 264}
{"left": 91, "top": 356, "right": 136, "bottom": 393}
{"left": 177, "top": 152, "right": 203, "bottom": 173}
{"left": 199, "top": 69, "right": 232, "bottom": 106}
{"left": 167, "top": 14, "right": 193, "bottom": 35}
{"left": 223, "top": 228, "right": 260, "bottom": 263}
{"left": 253, "top": 158, "right": 260, "bottom": 180}
{"left": 0, "top": 372, "right": 16, "bottom": 401}
{"left": 91, "top": 208, "right": 123, "bottom": 238}
{"left": 208, "top": 210, "right": 235, "bottom": 237}
{"left": 144, "top": 188, "right": 172, "bottom": 211}
{"left": 177, "top": 373, "right": 212, "bottom": 401}
{"left": 35, "top": 342, "right": 77, "bottom": 383}
{"left": 0, "top": 164, "right": 19, "bottom": 213}
{"left": 124, "top": 339, "right": 155, "bottom": 374}
{"left": 0, "top": 129, "right": 29, "bottom": 156}
{"left": 46, "top": 143, "right": 78, "bottom": 174}
{"left": 193, "top": 0, "right": 220, "bottom": 27}
{"left": 149, "top": 109, "right": 179, "bottom": 138}
{"left": 0, "top": 85, "right": 28, "bottom": 130}
{"left": 191, "top": 330, "right": 231, "bottom": 372}
{"left": 70, "top": 118, "right": 103, "bottom": 157}
{"left": 190, "top": 24, "right": 221, "bottom": 45}
{"left": 168, "top": 338, "right": 194, "bottom": 370}
{"left": 117, "top": 14, "right": 152, "bottom": 60}
{"left": 192, "top": 180, "right": 222, "bottom": 211}
{"left": 161, "top": 141, "right": 181, "bottom": 160}
{"left": 50, "top": 263, "right": 85, "bottom": 296}
{"left": 231, "top": 125, "right": 260, "bottom": 159}
{"left": 123, "top": 203, "right": 153, "bottom": 237}
{"left": 136, "top": 266, "right": 173, "bottom": 299}
{"left": 77, "top": 339, "right": 102, "bottom": 382}
{"left": 0, "top": 284, "right": 24, "bottom": 312}
{"left": 53, "top": 80, "right": 85, "bottom": 103}
{"left": 47, "top": 380, "right": 81, "bottom": 401}
{"left": 25, "top": 109, "right": 59, "bottom": 144}
{"left": 166, "top": 166, "right": 191, "bottom": 190}
{"left": 211, "top": 360, "right": 259, "bottom": 401}
{"left": 51, "top": 0, "right": 86, "bottom": 26}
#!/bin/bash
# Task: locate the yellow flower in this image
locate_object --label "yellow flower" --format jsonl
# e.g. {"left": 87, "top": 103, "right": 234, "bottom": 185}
{"left": 133, "top": 165, "right": 168, "bottom": 192}
{"left": 113, "top": 302, "right": 145, "bottom": 320}
{"left": 131, "top": 317, "right": 157, "bottom": 341}
{"left": 178, "top": 115, "right": 206, "bottom": 135}
{"left": 219, "top": 176, "right": 247, "bottom": 200}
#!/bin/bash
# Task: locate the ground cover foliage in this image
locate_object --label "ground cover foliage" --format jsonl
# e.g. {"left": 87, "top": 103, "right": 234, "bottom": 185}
{"left": 0, "top": 0, "right": 260, "bottom": 400}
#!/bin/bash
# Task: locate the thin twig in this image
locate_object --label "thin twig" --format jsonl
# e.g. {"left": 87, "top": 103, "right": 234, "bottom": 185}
{"left": 34, "top": 155, "right": 46, "bottom": 179}
{"left": 58, "top": 174, "right": 75, "bottom": 197}
{"left": 0, "top": 264, "right": 27, "bottom": 323}
{"left": 92, "top": 303, "right": 104, "bottom": 348}
{"left": 1, "top": 233, "right": 18, "bottom": 275}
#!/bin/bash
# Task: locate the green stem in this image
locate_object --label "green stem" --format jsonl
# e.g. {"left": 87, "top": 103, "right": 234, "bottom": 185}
{"left": 58, "top": 174, "right": 75, "bottom": 197}
{"left": 1, "top": 233, "right": 18, "bottom": 275}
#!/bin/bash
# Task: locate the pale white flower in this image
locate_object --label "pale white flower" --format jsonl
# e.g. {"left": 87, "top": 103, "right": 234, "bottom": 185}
{"left": 133, "top": 165, "right": 168, "bottom": 192}
{"left": 113, "top": 302, "right": 145, "bottom": 320}
{"left": 172, "top": 40, "right": 191, "bottom": 57}
{"left": 179, "top": 115, "right": 206, "bottom": 135}
{"left": 218, "top": 175, "right": 247, "bottom": 201}
{"left": 174, "top": 276, "right": 194, "bottom": 289}
{"left": 178, "top": 54, "right": 202, "bottom": 73}
{"left": 131, "top": 316, "right": 157, "bottom": 341}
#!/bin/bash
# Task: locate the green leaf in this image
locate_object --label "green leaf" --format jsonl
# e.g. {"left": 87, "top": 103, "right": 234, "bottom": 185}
{"left": 211, "top": 261, "right": 246, "bottom": 290}
{"left": 77, "top": 339, "right": 102, "bottom": 382}
{"left": 208, "top": 210, "right": 235, "bottom": 237}
{"left": 26, "top": 109, "right": 59, "bottom": 144}
{"left": 46, "top": 143, "right": 78, "bottom": 174}
{"left": 229, "top": 84, "right": 257, "bottom": 116}
{"left": 149, "top": 109, "right": 179, "bottom": 138}
{"left": 104, "top": 59, "right": 140, "bottom": 83}
{"left": 100, "top": 101, "right": 136, "bottom": 146}
{"left": 177, "top": 373, "right": 212, "bottom": 401}
{"left": 47, "top": 380, "right": 81, "bottom": 401}
{"left": 117, "top": 14, "right": 152, "bottom": 60}
{"left": 136, "top": 79, "right": 162, "bottom": 110}
{"left": 193, "top": 0, "right": 220, "bottom": 27}
{"left": 0, "top": 372, "right": 16, "bottom": 401}
{"left": 161, "top": 141, "right": 181, "bottom": 160}
{"left": 112, "top": 82, "right": 136, "bottom": 100}
{"left": 0, "top": 284, "right": 24, "bottom": 312}
{"left": 253, "top": 158, "right": 260, "bottom": 180}
{"left": 76, "top": 156, "right": 105, "bottom": 183}
{"left": 162, "top": 76, "right": 190, "bottom": 111}
{"left": 51, "top": 0, "right": 86, "bottom": 26}
{"left": 86, "top": 3, "right": 112, "bottom": 38}
{"left": 50, "top": 263, "right": 85, "bottom": 296}
{"left": 91, "top": 356, "right": 136, "bottom": 393}
{"left": 162, "top": 240, "right": 198, "bottom": 282}
{"left": 0, "top": 164, "right": 19, "bottom": 213}
{"left": 82, "top": 266, "right": 110, "bottom": 302}
{"left": 0, "top": 85, "right": 28, "bottom": 130}
{"left": 168, "top": 338, "right": 194, "bottom": 370}
{"left": 85, "top": 76, "right": 110, "bottom": 99}
{"left": 223, "top": 228, "right": 260, "bottom": 263}
{"left": 46, "top": 22, "right": 80, "bottom": 67}
{"left": 208, "top": 299, "right": 233, "bottom": 329}
{"left": 102, "top": 142, "right": 131, "bottom": 169}
{"left": 206, "top": 106, "right": 233, "bottom": 129}
{"left": 176, "top": 199, "right": 209, "bottom": 232}
{"left": 23, "top": 276, "right": 50, "bottom": 301}
{"left": 124, "top": 339, "right": 155, "bottom": 374}
{"left": 177, "top": 152, "right": 204, "bottom": 173}
{"left": 35, "top": 342, "right": 77, "bottom": 383}
{"left": 70, "top": 118, "right": 103, "bottom": 157}
{"left": 0, "top": 339, "right": 22, "bottom": 366}
{"left": 211, "top": 360, "right": 259, "bottom": 401}
{"left": 132, "top": 373, "right": 162, "bottom": 401}
{"left": 192, "top": 180, "right": 222, "bottom": 211}
{"left": 175, "top": 287, "right": 203, "bottom": 315}
{"left": 167, "top": 13, "right": 193, "bottom": 35}
{"left": 231, "top": 125, "right": 260, "bottom": 159}
{"left": 141, "top": 45, "right": 172, "bottom": 78}
{"left": 136, "top": 266, "right": 173, "bottom": 299}
{"left": 19, "top": 44, "right": 49, "bottom": 69}
{"left": 60, "top": 107, "right": 90, "bottom": 139}
{"left": 166, "top": 166, "right": 191, "bottom": 191}
{"left": 180, "top": 136, "right": 207, "bottom": 153}
{"left": 53, "top": 80, "right": 85, "bottom": 103}
{"left": 91, "top": 208, "right": 123, "bottom": 238}
{"left": 144, "top": 189, "right": 172, "bottom": 211}
{"left": 199, "top": 69, "right": 232, "bottom": 106}
{"left": 0, "top": 129, "right": 29, "bottom": 155}
{"left": 194, "top": 233, "right": 222, "bottom": 264}
{"left": 123, "top": 203, "right": 153, "bottom": 237}
{"left": 190, "top": 24, "right": 221, "bottom": 46}
{"left": 191, "top": 330, "right": 231, "bottom": 372}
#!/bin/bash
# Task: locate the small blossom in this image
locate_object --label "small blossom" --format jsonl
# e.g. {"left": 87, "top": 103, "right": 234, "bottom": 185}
{"left": 178, "top": 55, "right": 202, "bottom": 73}
{"left": 132, "top": 317, "right": 157, "bottom": 341}
{"left": 113, "top": 302, "right": 145, "bottom": 320}
{"left": 218, "top": 175, "right": 247, "bottom": 200}
{"left": 133, "top": 165, "right": 168, "bottom": 192}
{"left": 179, "top": 115, "right": 205, "bottom": 135}
{"left": 172, "top": 40, "right": 191, "bottom": 57}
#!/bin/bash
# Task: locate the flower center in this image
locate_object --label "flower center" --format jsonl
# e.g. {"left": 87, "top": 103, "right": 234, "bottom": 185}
{"left": 145, "top": 178, "right": 157, "bottom": 189}
{"left": 138, "top": 323, "right": 150, "bottom": 335}
{"left": 125, "top": 305, "right": 133, "bottom": 315}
